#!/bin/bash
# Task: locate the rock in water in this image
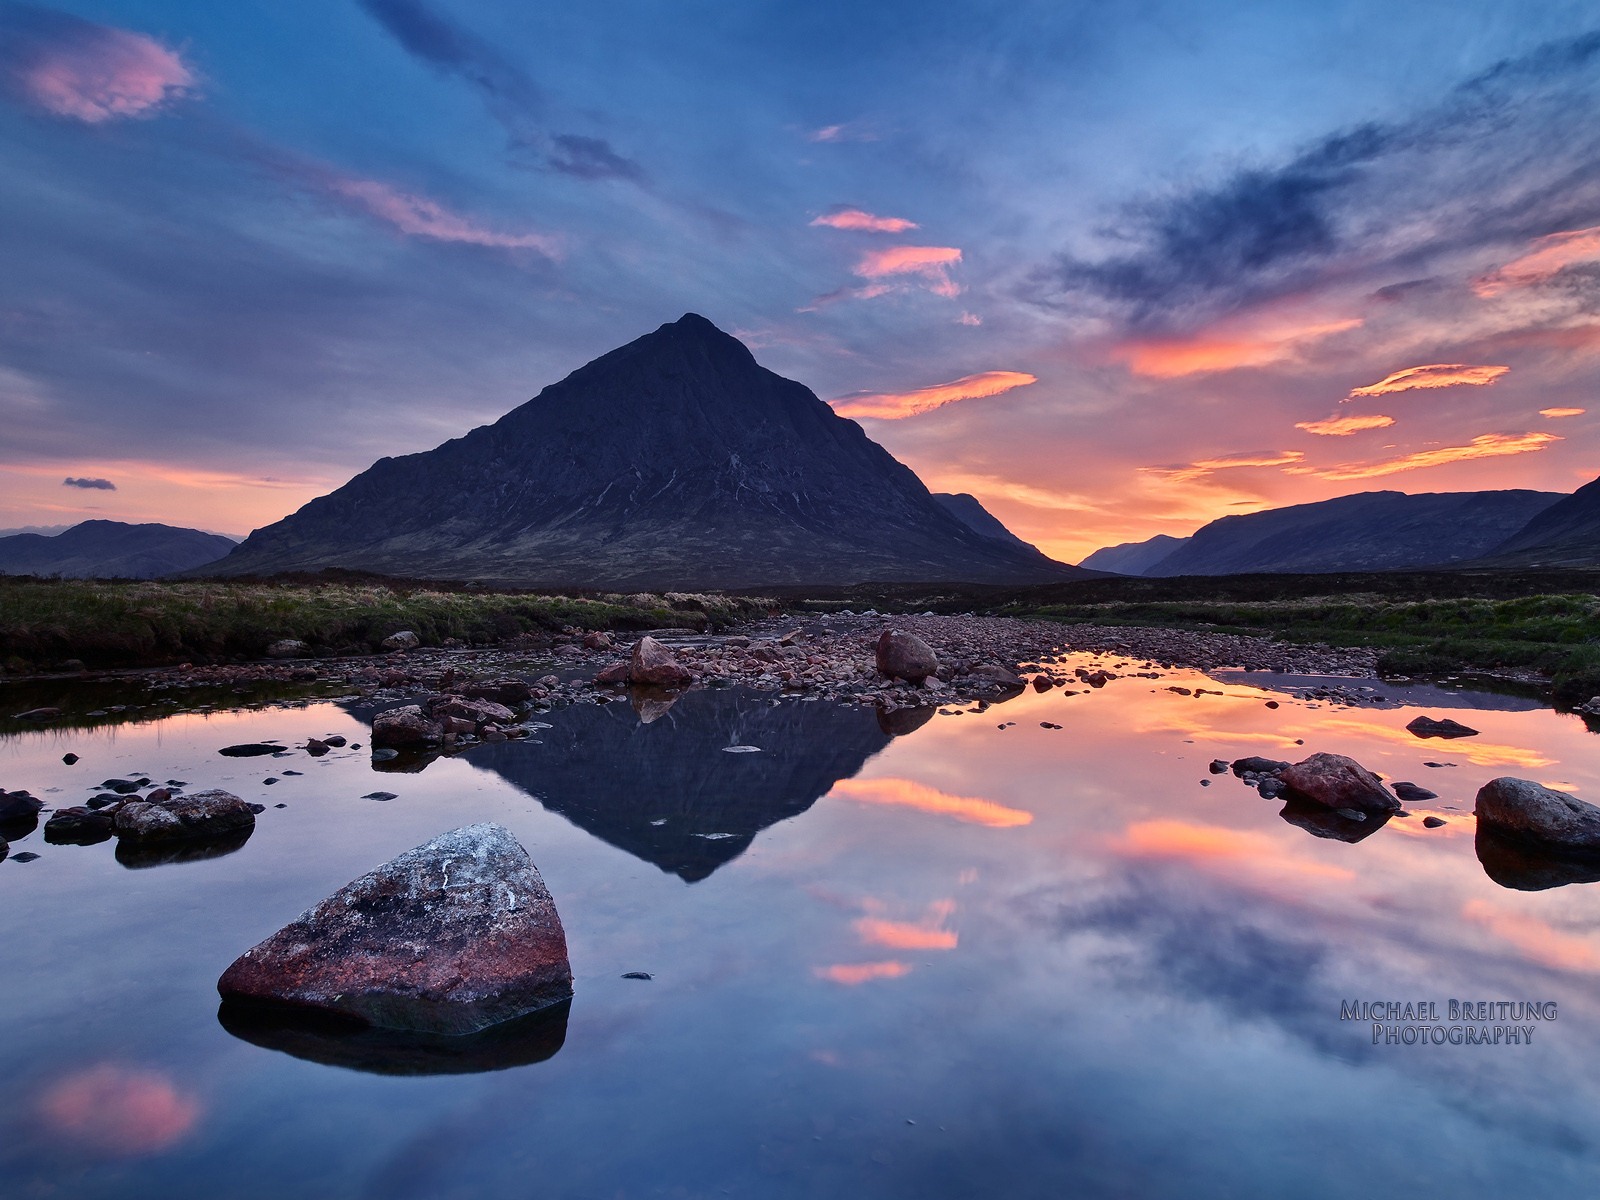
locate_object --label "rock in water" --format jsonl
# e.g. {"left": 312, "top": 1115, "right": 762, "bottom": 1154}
{"left": 1475, "top": 778, "right": 1600, "bottom": 854}
{"left": 1405, "top": 715, "right": 1479, "bottom": 739}
{"left": 382, "top": 630, "right": 420, "bottom": 651}
{"left": 1277, "top": 753, "right": 1400, "bottom": 814}
{"left": 217, "top": 824, "right": 572, "bottom": 1035}
{"left": 876, "top": 630, "right": 938, "bottom": 683}
{"left": 115, "top": 789, "right": 257, "bottom": 843}
{"left": 373, "top": 705, "right": 444, "bottom": 747}
{"left": 630, "top": 636, "right": 692, "bottom": 687}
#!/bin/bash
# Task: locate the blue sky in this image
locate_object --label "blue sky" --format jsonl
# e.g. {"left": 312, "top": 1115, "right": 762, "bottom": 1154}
{"left": 3, "top": 0, "right": 1599, "bottom": 558}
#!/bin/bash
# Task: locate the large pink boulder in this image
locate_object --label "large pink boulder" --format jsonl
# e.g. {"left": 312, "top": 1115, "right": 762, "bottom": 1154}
{"left": 875, "top": 629, "right": 938, "bottom": 683}
{"left": 1277, "top": 752, "right": 1399, "bottom": 814}
{"left": 218, "top": 824, "right": 571, "bottom": 1034}
{"left": 630, "top": 636, "right": 693, "bottom": 687}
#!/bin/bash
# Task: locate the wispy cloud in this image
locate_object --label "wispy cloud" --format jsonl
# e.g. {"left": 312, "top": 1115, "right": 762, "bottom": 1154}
{"left": 1289, "top": 431, "right": 1561, "bottom": 480}
{"left": 814, "top": 960, "right": 911, "bottom": 985}
{"left": 805, "top": 121, "right": 878, "bottom": 144}
{"left": 1346, "top": 363, "right": 1509, "bottom": 398}
{"left": 1540, "top": 407, "right": 1587, "bottom": 418}
{"left": 357, "top": 0, "right": 644, "bottom": 182}
{"left": 0, "top": 4, "right": 195, "bottom": 123}
{"left": 831, "top": 370, "right": 1036, "bottom": 420}
{"left": 1035, "top": 33, "right": 1600, "bottom": 333}
{"left": 1475, "top": 226, "right": 1600, "bottom": 296}
{"left": 1144, "top": 449, "right": 1305, "bottom": 484}
{"left": 854, "top": 244, "right": 963, "bottom": 297}
{"left": 853, "top": 900, "right": 958, "bottom": 951}
{"left": 1113, "top": 317, "right": 1360, "bottom": 378}
{"left": 827, "top": 777, "right": 1032, "bottom": 827}
{"left": 325, "top": 175, "right": 561, "bottom": 255}
{"left": 62, "top": 475, "right": 115, "bottom": 490}
{"left": 1294, "top": 413, "right": 1395, "bottom": 436}
{"left": 810, "top": 207, "right": 918, "bottom": 233}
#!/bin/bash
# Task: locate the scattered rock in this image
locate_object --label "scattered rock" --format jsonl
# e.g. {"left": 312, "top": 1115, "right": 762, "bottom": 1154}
{"left": 462, "top": 680, "right": 534, "bottom": 705}
{"left": 323, "top": 735, "right": 348, "bottom": 748}
{"left": 44, "top": 806, "right": 115, "bottom": 845}
{"left": 433, "top": 696, "right": 516, "bottom": 726}
{"left": 114, "top": 788, "right": 257, "bottom": 843}
{"left": 621, "top": 971, "right": 653, "bottom": 980}
{"left": 381, "top": 630, "right": 421, "bottom": 652}
{"left": 305, "top": 738, "right": 330, "bottom": 756}
{"left": 0, "top": 790, "right": 45, "bottom": 823}
{"left": 595, "top": 661, "right": 631, "bottom": 685}
{"left": 373, "top": 705, "right": 444, "bottom": 748}
{"left": 1231, "top": 756, "right": 1289, "bottom": 777}
{"left": 11, "top": 851, "right": 39, "bottom": 863}
{"left": 1474, "top": 778, "right": 1600, "bottom": 855}
{"left": 62, "top": 753, "right": 79, "bottom": 765}
{"left": 1277, "top": 752, "right": 1400, "bottom": 814}
{"left": 1406, "top": 715, "right": 1480, "bottom": 739}
{"left": 219, "top": 743, "right": 283, "bottom": 758}
{"left": 630, "top": 636, "right": 693, "bottom": 687}
{"left": 966, "top": 663, "right": 1023, "bottom": 690}
{"left": 582, "top": 631, "right": 614, "bottom": 651}
{"left": 876, "top": 629, "right": 939, "bottom": 683}
{"left": 265, "top": 639, "right": 310, "bottom": 659}
{"left": 1393, "top": 782, "right": 1438, "bottom": 803}
{"left": 217, "top": 823, "right": 572, "bottom": 1034}
{"left": 1208, "top": 759, "right": 1229, "bottom": 774}
{"left": 363, "top": 791, "right": 398, "bottom": 802}
{"left": 1423, "top": 816, "right": 1447, "bottom": 828}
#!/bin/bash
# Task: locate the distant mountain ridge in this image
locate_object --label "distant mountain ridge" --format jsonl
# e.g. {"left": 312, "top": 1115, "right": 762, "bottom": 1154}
{"left": 203, "top": 314, "right": 1086, "bottom": 589}
{"left": 1081, "top": 489, "right": 1564, "bottom": 576}
{"left": 1079, "top": 533, "right": 1191, "bottom": 574}
{"left": 1479, "top": 476, "right": 1600, "bottom": 566}
{"left": 932, "top": 492, "right": 1042, "bottom": 553}
{"left": 0, "top": 520, "right": 238, "bottom": 579}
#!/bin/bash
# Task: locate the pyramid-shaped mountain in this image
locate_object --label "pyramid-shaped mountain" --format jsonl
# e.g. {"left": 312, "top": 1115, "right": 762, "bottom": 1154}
{"left": 206, "top": 314, "right": 1081, "bottom": 589}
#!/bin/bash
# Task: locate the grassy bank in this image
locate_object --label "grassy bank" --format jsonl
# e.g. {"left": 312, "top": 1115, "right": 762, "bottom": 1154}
{"left": 0, "top": 577, "right": 772, "bottom": 671}
{"left": 1003, "top": 591, "right": 1600, "bottom": 705}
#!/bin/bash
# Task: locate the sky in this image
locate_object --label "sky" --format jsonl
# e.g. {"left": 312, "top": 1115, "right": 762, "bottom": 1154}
{"left": 2, "top": 0, "right": 1599, "bottom": 562}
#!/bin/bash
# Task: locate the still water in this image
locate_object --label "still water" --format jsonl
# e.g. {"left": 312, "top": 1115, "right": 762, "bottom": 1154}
{"left": 3, "top": 655, "right": 1599, "bottom": 1198}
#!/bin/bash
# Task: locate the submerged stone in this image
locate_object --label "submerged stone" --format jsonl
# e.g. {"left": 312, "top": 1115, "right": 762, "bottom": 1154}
{"left": 217, "top": 823, "right": 572, "bottom": 1035}
{"left": 1405, "top": 715, "right": 1479, "bottom": 739}
{"left": 114, "top": 788, "right": 257, "bottom": 843}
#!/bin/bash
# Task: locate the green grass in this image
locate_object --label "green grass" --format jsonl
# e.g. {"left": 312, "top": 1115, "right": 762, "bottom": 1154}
{"left": 0, "top": 578, "right": 772, "bottom": 670}
{"left": 1003, "top": 592, "right": 1600, "bottom": 704}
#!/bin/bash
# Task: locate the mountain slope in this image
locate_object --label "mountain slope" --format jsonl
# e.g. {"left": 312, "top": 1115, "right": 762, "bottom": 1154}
{"left": 204, "top": 315, "right": 1084, "bottom": 589}
{"left": 1479, "top": 475, "right": 1600, "bottom": 566}
{"left": 932, "top": 492, "right": 1041, "bottom": 552}
{"left": 0, "top": 520, "right": 238, "bottom": 579}
{"left": 1142, "top": 490, "right": 1563, "bottom": 576}
{"left": 1079, "top": 534, "right": 1192, "bottom": 575}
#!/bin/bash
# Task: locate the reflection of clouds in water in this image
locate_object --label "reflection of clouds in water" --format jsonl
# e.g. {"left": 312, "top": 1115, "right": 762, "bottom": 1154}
{"left": 828, "top": 777, "right": 1032, "bottom": 827}
{"left": 38, "top": 1063, "right": 199, "bottom": 1155}
{"left": 1462, "top": 900, "right": 1600, "bottom": 974}
{"left": 1110, "top": 819, "right": 1354, "bottom": 883}
{"left": 854, "top": 899, "right": 959, "bottom": 950}
{"left": 1321, "top": 717, "right": 1555, "bottom": 770}
{"left": 814, "top": 960, "right": 913, "bottom": 985}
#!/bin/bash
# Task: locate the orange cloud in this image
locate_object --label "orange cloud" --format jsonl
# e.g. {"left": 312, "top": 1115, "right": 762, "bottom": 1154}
{"left": 815, "top": 960, "right": 913, "bottom": 985}
{"left": 854, "top": 900, "right": 958, "bottom": 950}
{"left": 1295, "top": 414, "right": 1396, "bottom": 436}
{"left": 828, "top": 777, "right": 1033, "bottom": 827}
{"left": 1346, "top": 363, "right": 1509, "bottom": 398}
{"left": 811, "top": 209, "right": 918, "bottom": 233}
{"left": 1110, "top": 819, "right": 1352, "bottom": 880}
{"left": 1289, "top": 431, "right": 1561, "bottom": 481}
{"left": 1143, "top": 449, "right": 1305, "bottom": 484}
{"left": 1541, "top": 407, "right": 1586, "bottom": 418}
{"left": 1113, "top": 318, "right": 1361, "bottom": 378}
{"left": 39, "top": 1065, "right": 200, "bottom": 1155}
{"left": 18, "top": 23, "right": 194, "bottom": 123}
{"left": 830, "top": 370, "right": 1037, "bottom": 420}
{"left": 1475, "top": 226, "right": 1600, "bottom": 297}
{"left": 328, "top": 178, "right": 561, "bottom": 255}
{"left": 1463, "top": 900, "right": 1600, "bottom": 973}
{"left": 853, "top": 245, "right": 963, "bottom": 297}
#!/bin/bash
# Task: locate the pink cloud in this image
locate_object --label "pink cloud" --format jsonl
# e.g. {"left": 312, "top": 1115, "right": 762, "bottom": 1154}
{"left": 831, "top": 370, "right": 1037, "bottom": 420}
{"left": 1474, "top": 227, "right": 1600, "bottom": 297}
{"left": 1288, "top": 431, "right": 1561, "bottom": 481}
{"left": 1295, "top": 414, "right": 1396, "bottom": 436}
{"left": 1346, "top": 363, "right": 1509, "bottom": 399}
{"left": 327, "top": 177, "right": 562, "bottom": 255}
{"left": 11, "top": 20, "right": 194, "bottom": 123}
{"left": 1143, "top": 449, "right": 1305, "bottom": 484}
{"left": 853, "top": 244, "right": 963, "bottom": 297}
{"left": 39, "top": 1064, "right": 200, "bottom": 1156}
{"left": 810, "top": 208, "right": 918, "bottom": 233}
{"left": 1540, "top": 407, "right": 1586, "bottom": 418}
{"left": 1112, "top": 317, "right": 1361, "bottom": 378}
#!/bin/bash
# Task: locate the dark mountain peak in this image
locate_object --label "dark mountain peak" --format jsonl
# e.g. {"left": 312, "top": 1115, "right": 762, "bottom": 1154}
{"left": 203, "top": 318, "right": 1085, "bottom": 589}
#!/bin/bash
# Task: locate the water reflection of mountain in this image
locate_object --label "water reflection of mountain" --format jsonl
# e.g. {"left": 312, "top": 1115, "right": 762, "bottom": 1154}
{"left": 468, "top": 690, "right": 893, "bottom": 882}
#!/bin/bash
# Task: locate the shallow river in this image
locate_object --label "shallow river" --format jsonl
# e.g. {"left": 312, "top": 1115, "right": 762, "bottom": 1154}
{"left": 3, "top": 654, "right": 1600, "bottom": 1198}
